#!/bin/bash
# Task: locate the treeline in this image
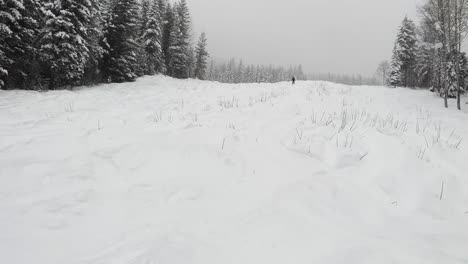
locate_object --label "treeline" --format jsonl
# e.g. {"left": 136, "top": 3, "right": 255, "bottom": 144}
{"left": 307, "top": 73, "right": 379, "bottom": 86}
{"left": 206, "top": 58, "right": 306, "bottom": 83}
{"left": 206, "top": 58, "right": 380, "bottom": 85}
{"left": 385, "top": 0, "right": 468, "bottom": 109}
{"left": 0, "top": 0, "right": 209, "bottom": 90}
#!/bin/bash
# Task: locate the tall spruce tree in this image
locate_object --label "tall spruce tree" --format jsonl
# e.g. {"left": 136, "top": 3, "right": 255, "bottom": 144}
{"left": 194, "top": 32, "right": 209, "bottom": 80}
{"left": 415, "top": 42, "right": 437, "bottom": 89}
{"left": 447, "top": 50, "right": 468, "bottom": 97}
{"left": 0, "top": 0, "right": 24, "bottom": 88}
{"left": 162, "top": 2, "right": 174, "bottom": 73}
{"left": 39, "top": 0, "right": 97, "bottom": 89}
{"left": 140, "top": 0, "right": 150, "bottom": 36}
{"left": 83, "top": 0, "right": 105, "bottom": 84}
{"left": 388, "top": 44, "right": 402, "bottom": 87}
{"left": 186, "top": 46, "right": 195, "bottom": 78}
{"left": 387, "top": 17, "right": 417, "bottom": 87}
{"left": 135, "top": 0, "right": 150, "bottom": 77}
{"left": 416, "top": 2, "right": 448, "bottom": 92}
{"left": 397, "top": 17, "right": 417, "bottom": 87}
{"left": 140, "top": 0, "right": 164, "bottom": 75}
{"left": 102, "top": 0, "right": 140, "bottom": 83}
{"left": 156, "top": 0, "right": 167, "bottom": 73}
{"left": 1, "top": 0, "right": 43, "bottom": 89}
{"left": 177, "top": 0, "right": 191, "bottom": 76}
{"left": 156, "top": 0, "right": 167, "bottom": 19}
{"left": 414, "top": 17, "right": 437, "bottom": 89}
{"left": 168, "top": 5, "right": 187, "bottom": 78}
{"left": 167, "top": 0, "right": 191, "bottom": 78}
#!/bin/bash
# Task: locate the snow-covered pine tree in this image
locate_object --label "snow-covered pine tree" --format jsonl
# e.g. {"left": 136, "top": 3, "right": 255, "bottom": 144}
{"left": 19, "top": 0, "right": 44, "bottom": 88}
{"left": 177, "top": 0, "right": 192, "bottom": 76}
{"left": 194, "top": 32, "right": 209, "bottom": 80}
{"left": 186, "top": 46, "right": 195, "bottom": 78}
{"left": 102, "top": 0, "right": 140, "bottom": 83}
{"left": 167, "top": 0, "right": 192, "bottom": 79}
{"left": 83, "top": 0, "right": 105, "bottom": 84}
{"left": 447, "top": 50, "right": 468, "bottom": 97}
{"left": 134, "top": 0, "right": 150, "bottom": 77}
{"left": 248, "top": 65, "right": 256, "bottom": 82}
{"left": 0, "top": 0, "right": 43, "bottom": 89}
{"left": 156, "top": 0, "right": 166, "bottom": 19}
{"left": 39, "top": 0, "right": 97, "bottom": 89}
{"left": 206, "top": 58, "right": 214, "bottom": 80}
{"left": 388, "top": 44, "right": 402, "bottom": 87}
{"left": 225, "top": 58, "right": 236, "bottom": 83}
{"left": 458, "top": 52, "right": 468, "bottom": 94}
{"left": 414, "top": 14, "right": 440, "bottom": 90}
{"left": 162, "top": 2, "right": 174, "bottom": 73}
{"left": 415, "top": 42, "right": 436, "bottom": 88}
{"left": 140, "top": 0, "right": 164, "bottom": 75}
{"left": 388, "top": 17, "right": 417, "bottom": 87}
{"left": 296, "top": 65, "right": 305, "bottom": 80}
{"left": 235, "top": 60, "right": 244, "bottom": 83}
{"left": 101, "top": 0, "right": 114, "bottom": 19}
{"left": 140, "top": 0, "right": 150, "bottom": 36}
{"left": 0, "top": 0, "right": 24, "bottom": 89}
{"left": 155, "top": 0, "right": 166, "bottom": 74}
{"left": 168, "top": 2, "right": 189, "bottom": 79}
{"left": 397, "top": 17, "right": 417, "bottom": 87}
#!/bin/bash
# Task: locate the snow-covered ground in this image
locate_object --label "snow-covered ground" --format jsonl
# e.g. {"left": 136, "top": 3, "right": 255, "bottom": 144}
{"left": 1, "top": 76, "right": 468, "bottom": 264}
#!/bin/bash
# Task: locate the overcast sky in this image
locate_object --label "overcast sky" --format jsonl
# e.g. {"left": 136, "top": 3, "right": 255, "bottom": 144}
{"left": 181, "top": 0, "right": 424, "bottom": 76}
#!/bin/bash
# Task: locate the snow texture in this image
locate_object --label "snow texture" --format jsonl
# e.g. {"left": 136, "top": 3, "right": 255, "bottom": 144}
{"left": 1, "top": 76, "right": 468, "bottom": 264}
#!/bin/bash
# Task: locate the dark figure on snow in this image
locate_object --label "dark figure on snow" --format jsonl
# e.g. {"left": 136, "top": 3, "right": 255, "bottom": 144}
{"left": 292, "top": 76, "right": 296, "bottom": 85}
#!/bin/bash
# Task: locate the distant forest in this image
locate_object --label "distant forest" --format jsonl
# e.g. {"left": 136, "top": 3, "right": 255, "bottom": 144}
{"left": 206, "top": 58, "right": 379, "bottom": 86}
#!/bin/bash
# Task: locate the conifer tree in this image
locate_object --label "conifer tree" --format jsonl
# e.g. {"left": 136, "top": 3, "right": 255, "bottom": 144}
{"left": 162, "top": 2, "right": 174, "bottom": 73}
{"left": 387, "top": 17, "right": 417, "bottom": 87}
{"left": 388, "top": 44, "right": 402, "bottom": 87}
{"left": 235, "top": 60, "right": 244, "bottom": 83}
{"left": 447, "top": 51, "right": 468, "bottom": 97}
{"left": 102, "top": 0, "right": 140, "bottom": 83}
{"left": 167, "top": 0, "right": 192, "bottom": 78}
{"left": 84, "top": 1, "right": 105, "bottom": 84}
{"left": 415, "top": 43, "right": 436, "bottom": 88}
{"left": 397, "top": 17, "right": 417, "bottom": 87}
{"left": 0, "top": 0, "right": 24, "bottom": 88}
{"left": 156, "top": 0, "right": 167, "bottom": 17}
{"left": 186, "top": 46, "right": 195, "bottom": 78}
{"left": 177, "top": 0, "right": 191, "bottom": 76}
{"left": 194, "top": 32, "right": 209, "bottom": 80}
{"left": 135, "top": 0, "right": 150, "bottom": 77}
{"left": 140, "top": 0, "right": 164, "bottom": 75}
{"left": 1, "top": 0, "right": 43, "bottom": 89}
{"left": 140, "top": 0, "right": 150, "bottom": 36}
{"left": 168, "top": 6, "right": 187, "bottom": 78}
{"left": 155, "top": 0, "right": 167, "bottom": 73}
{"left": 39, "top": 0, "right": 98, "bottom": 88}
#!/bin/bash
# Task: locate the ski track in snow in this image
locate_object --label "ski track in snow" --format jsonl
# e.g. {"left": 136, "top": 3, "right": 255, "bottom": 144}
{"left": 1, "top": 76, "right": 468, "bottom": 264}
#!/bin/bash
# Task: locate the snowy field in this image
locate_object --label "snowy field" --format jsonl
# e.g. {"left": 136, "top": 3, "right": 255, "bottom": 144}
{"left": 1, "top": 76, "right": 468, "bottom": 264}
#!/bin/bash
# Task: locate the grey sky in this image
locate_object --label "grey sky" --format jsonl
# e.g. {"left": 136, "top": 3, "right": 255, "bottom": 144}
{"left": 184, "top": 0, "right": 423, "bottom": 76}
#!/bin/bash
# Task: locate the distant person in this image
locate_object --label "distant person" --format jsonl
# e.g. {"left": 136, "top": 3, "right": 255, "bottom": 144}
{"left": 292, "top": 76, "right": 296, "bottom": 85}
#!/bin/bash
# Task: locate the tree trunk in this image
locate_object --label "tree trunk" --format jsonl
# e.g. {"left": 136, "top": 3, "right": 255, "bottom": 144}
{"left": 456, "top": 0, "right": 462, "bottom": 110}
{"left": 405, "top": 67, "right": 408, "bottom": 87}
{"left": 441, "top": 0, "right": 449, "bottom": 108}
